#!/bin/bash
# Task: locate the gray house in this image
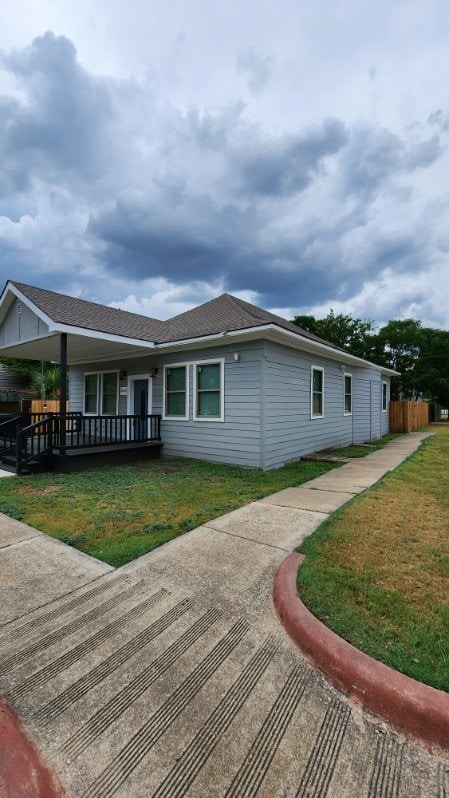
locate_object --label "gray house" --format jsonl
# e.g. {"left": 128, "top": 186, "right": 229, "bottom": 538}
{"left": 0, "top": 280, "right": 396, "bottom": 473}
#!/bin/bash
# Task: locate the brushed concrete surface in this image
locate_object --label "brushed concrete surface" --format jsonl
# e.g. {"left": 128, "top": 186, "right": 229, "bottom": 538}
{"left": 261, "top": 486, "right": 355, "bottom": 512}
{"left": 1, "top": 431, "right": 446, "bottom": 798}
{"left": 0, "top": 512, "right": 43, "bottom": 548}
{"left": 0, "top": 532, "right": 113, "bottom": 625}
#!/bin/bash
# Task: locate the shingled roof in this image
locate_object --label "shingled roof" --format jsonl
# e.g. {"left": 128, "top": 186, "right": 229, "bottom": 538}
{"left": 159, "top": 293, "right": 333, "bottom": 347}
{"left": 9, "top": 280, "right": 341, "bottom": 352}
{"left": 11, "top": 282, "right": 166, "bottom": 342}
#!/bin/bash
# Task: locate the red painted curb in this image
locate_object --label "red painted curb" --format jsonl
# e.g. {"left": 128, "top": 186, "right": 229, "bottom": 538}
{"left": 273, "top": 552, "right": 449, "bottom": 754}
{"left": 0, "top": 700, "right": 64, "bottom": 797}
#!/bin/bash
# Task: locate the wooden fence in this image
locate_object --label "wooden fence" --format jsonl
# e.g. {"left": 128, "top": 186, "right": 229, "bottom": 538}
{"left": 389, "top": 401, "right": 429, "bottom": 433}
{"left": 31, "top": 400, "right": 68, "bottom": 415}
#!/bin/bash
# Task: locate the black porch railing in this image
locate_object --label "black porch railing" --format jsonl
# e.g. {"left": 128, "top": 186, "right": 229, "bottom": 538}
{"left": 0, "top": 413, "right": 162, "bottom": 474}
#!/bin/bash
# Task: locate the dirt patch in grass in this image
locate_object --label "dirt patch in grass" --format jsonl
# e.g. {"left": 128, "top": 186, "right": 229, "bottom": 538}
{"left": 297, "top": 427, "right": 449, "bottom": 691}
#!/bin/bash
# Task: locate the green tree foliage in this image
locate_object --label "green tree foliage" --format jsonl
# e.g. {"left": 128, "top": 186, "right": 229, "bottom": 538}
{"left": 375, "top": 319, "right": 422, "bottom": 399}
{"left": 0, "top": 358, "right": 62, "bottom": 399}
{"left": 292, "top": 310, "right": 377, "bottom": 361}
{"left": 0, "top": 357, "right": 37, "bottom": 379}
{"left": 415, "top": 328, "right": 449, "bottom": 406}
{"left": 30, "top": 366, "right": 61, "bottom": 400}
{"left": 292, "top": 311, "right": 449, "bottom": 406}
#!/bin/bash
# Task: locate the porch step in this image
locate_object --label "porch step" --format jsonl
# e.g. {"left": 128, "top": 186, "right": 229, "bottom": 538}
{"left": 1, "top": 454, "right": 48, "bottom": 475}
{"left": 52, "top": 441, "right": 163, "bottom": 473}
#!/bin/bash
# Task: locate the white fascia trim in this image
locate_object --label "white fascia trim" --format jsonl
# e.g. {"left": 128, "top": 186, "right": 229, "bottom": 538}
{"left": 3, "top": 283, "right": 156, "bottom": 350}
{"left": 3, "top": 283, "right": 58, "bottom": 329}
{"left": 156, "top": 324, "right": 399, "bottom": 376}
{"left": 248, "top": 325, "right": 399, "bottom": 374}
{"left": 50, "top": 323, "right": 156, "bottom": 348}
{"left": 156, "top": 331, "right": 227, "bottom": 349}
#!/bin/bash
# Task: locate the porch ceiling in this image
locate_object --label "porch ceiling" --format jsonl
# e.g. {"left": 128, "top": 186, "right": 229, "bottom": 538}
{"left": 0, "top": 332, "right": 154, "bottom": 365}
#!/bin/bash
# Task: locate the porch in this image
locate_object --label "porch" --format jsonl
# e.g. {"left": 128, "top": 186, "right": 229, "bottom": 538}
{"left": 0, "top": 412, "right": 162, "bottom": 474}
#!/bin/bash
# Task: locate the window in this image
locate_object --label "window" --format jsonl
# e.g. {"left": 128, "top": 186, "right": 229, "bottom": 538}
{"left": 382, "top": 381, "right": 388, "bottom": 412}
{"left": 164, "top": 365, "right": 188, "bottom": 419}
{"left": 84, "top": 371, "right": 118, "bottom": 415}
{"left": 194, "top": 360, "right": 224, "bottom": 421}
{"left": 344, "top": 373, "right": 353, "bottom": 415}
{"left": 84, "top": 373, "right": 98, "bottom": 414}
{"left": 311, "top": 366, "right": 324, "bottom": 418}
{"left": 102, "top": 372, "right": 118, "bottom": 414}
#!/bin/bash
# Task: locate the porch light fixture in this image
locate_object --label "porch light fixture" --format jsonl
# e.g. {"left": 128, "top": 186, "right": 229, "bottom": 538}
{"left": 119, "top": 370, "right": 127, "bottom": 380}
{"left": 150, "top": 368, "right": 159, "bottom": 378}
{"left": 233, "top": 352, "right": 240, "bottom": 362}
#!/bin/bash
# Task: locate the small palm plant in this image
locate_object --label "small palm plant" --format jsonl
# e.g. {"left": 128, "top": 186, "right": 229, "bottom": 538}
{"left": 31, "top": 366, "right": 62, "bottom": 400}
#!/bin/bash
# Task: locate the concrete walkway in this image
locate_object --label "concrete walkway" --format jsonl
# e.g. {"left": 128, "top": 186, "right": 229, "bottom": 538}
{"left": 0, "top": 432, "right": 448, "bottom": 797}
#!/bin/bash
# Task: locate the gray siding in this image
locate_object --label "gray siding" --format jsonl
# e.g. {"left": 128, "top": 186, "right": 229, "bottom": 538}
{"left": 69, "top": 339, "right": 391, "bottom": 471}
{"left": 262, "top": 342, "right": 354, "bottom": 469}
{"left": 69, "top": 341, "right": 263, "bottom": 468}
{"left": 352, "top": 371, "right": 390, "bottom": 443}
{"left": 0, "top": 301, "right": 49, "bottom": 346}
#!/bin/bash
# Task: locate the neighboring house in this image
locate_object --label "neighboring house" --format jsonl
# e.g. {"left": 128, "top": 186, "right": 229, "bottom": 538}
{"left": 0, "top": 280, "right": 397, "bottom": 471}
{"left": 0, "top": 363, "right": 33, "bottom": 398}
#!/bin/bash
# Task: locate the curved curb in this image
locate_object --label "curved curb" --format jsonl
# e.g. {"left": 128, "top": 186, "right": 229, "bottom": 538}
{"left": 0, "top": 700, "right": 64, "bottom": 797}
{"left": 273, "top": 551, "right": 449, "bottom": 754}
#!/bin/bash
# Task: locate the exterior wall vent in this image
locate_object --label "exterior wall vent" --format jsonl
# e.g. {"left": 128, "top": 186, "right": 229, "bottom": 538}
{"left": 16, "top": 300, "right": 23, "bottom": 314}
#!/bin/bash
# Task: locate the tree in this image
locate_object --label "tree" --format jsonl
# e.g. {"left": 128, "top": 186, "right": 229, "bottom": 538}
{"left": 30, "top": 366, "right": 61, "bottom": 400}
{"left": 375, "top": 319, "right": 422, "bottom": 400}
{"left": 0, "top": 357, "right": 62, "bottom": 400}
{"left": 414, "top": 328, "right": 449, "bottom": 407}
{"left": 292, "top": 310, "right": 377, "bottom": 361}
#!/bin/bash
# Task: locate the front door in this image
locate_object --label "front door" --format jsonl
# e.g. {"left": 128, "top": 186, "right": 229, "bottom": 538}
{"left": 129, "top": 377, "right": 150, "bottom": 440}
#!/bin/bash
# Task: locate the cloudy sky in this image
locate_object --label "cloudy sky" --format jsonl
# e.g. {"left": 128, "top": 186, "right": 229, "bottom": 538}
{"left": 1, "top": 1, "right": 449, "bottom": 328}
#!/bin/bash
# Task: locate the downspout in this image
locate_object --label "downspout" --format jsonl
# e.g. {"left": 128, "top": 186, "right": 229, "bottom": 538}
{"left": 59, "top": 333, "right": 67, "bottom": 456}
{"left": 259, "top": 347, "right": 266, "bottom": 469}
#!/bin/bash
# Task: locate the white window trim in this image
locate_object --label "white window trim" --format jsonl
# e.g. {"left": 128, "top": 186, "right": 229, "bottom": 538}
{"left": 83, "top": 370, "right": 119, "bottom": 416}
{"left": 162, "top": 363, "right": 189, "bottom": 421}
{"left": 311, "top": 366, "right": 324, "bottom": 419}
{"left": 126, "top": 374, "right": 153, "bottom": 416}
{"left": 344, "top": 372, "right": 353, "bottom": 416}
{"left": 84, "top": 372, "right": 99, "bottom": 415}
{"left": 193, "top": 358, "right": 225, "bottom": 422}
{"left": 382, "top": 381, "right": 388, "bottom": 412}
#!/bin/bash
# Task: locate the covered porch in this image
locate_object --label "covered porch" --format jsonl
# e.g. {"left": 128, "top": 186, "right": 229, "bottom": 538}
{"left": 0, "top": 411, "right": 162, "bottom": 474}
{"left": 0, "top": 282, "right": 164, "bottom": 474}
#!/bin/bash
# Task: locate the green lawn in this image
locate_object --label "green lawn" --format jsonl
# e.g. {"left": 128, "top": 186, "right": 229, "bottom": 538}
{"left": 324, "top": 433, "right": 400, "bottom": 459}
{"left": 0, "top": 457, "right": 338, "bottom": 567}
{"left": 297, "top": 426, "right": 449, "bottom": 692}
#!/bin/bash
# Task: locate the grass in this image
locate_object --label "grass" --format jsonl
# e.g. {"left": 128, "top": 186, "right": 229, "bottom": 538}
{"left": 324, "top": 433, "right": 400, "bottom": 459}
{"left": 297, "top": 426, "right": 449, "bottom": 692}
{"left": 0, "top": 457, "right": 338, "bottom": 567}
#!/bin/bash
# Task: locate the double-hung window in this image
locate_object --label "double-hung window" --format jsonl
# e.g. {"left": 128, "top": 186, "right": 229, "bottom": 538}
{"left": 194, "top": 360, "right": 224, "bottom": 421}
{"left": 311, "top": 366, "right": 324, "bottom": 418}
{"left": 164, "top": 365, "right": 188, "bottom": 419}
{"left": 84, "top": 371, "right": 118, "bottom": 415}
{"left": 344, "top": 373, "right": 353, "bottom": 415}
{"left": 382, "top": 381, "right": 388, "bottom": 412}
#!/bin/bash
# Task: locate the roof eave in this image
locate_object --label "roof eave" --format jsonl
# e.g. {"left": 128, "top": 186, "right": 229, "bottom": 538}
{"left": 155, "top": 323, "right": 398, "bottom": 374}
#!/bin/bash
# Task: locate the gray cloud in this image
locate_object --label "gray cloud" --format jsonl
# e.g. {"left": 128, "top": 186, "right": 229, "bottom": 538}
{"left": 237, "top": 48, "right": 273, "bottom": 95}
{"left": 231, "top": 118, "right": 348, "bottom": 197}
{"left": 0, "top": 32, "right": 115, "bottom": 202}
{"left": 1, "top": 32, "right": 449, "bottom": 325}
